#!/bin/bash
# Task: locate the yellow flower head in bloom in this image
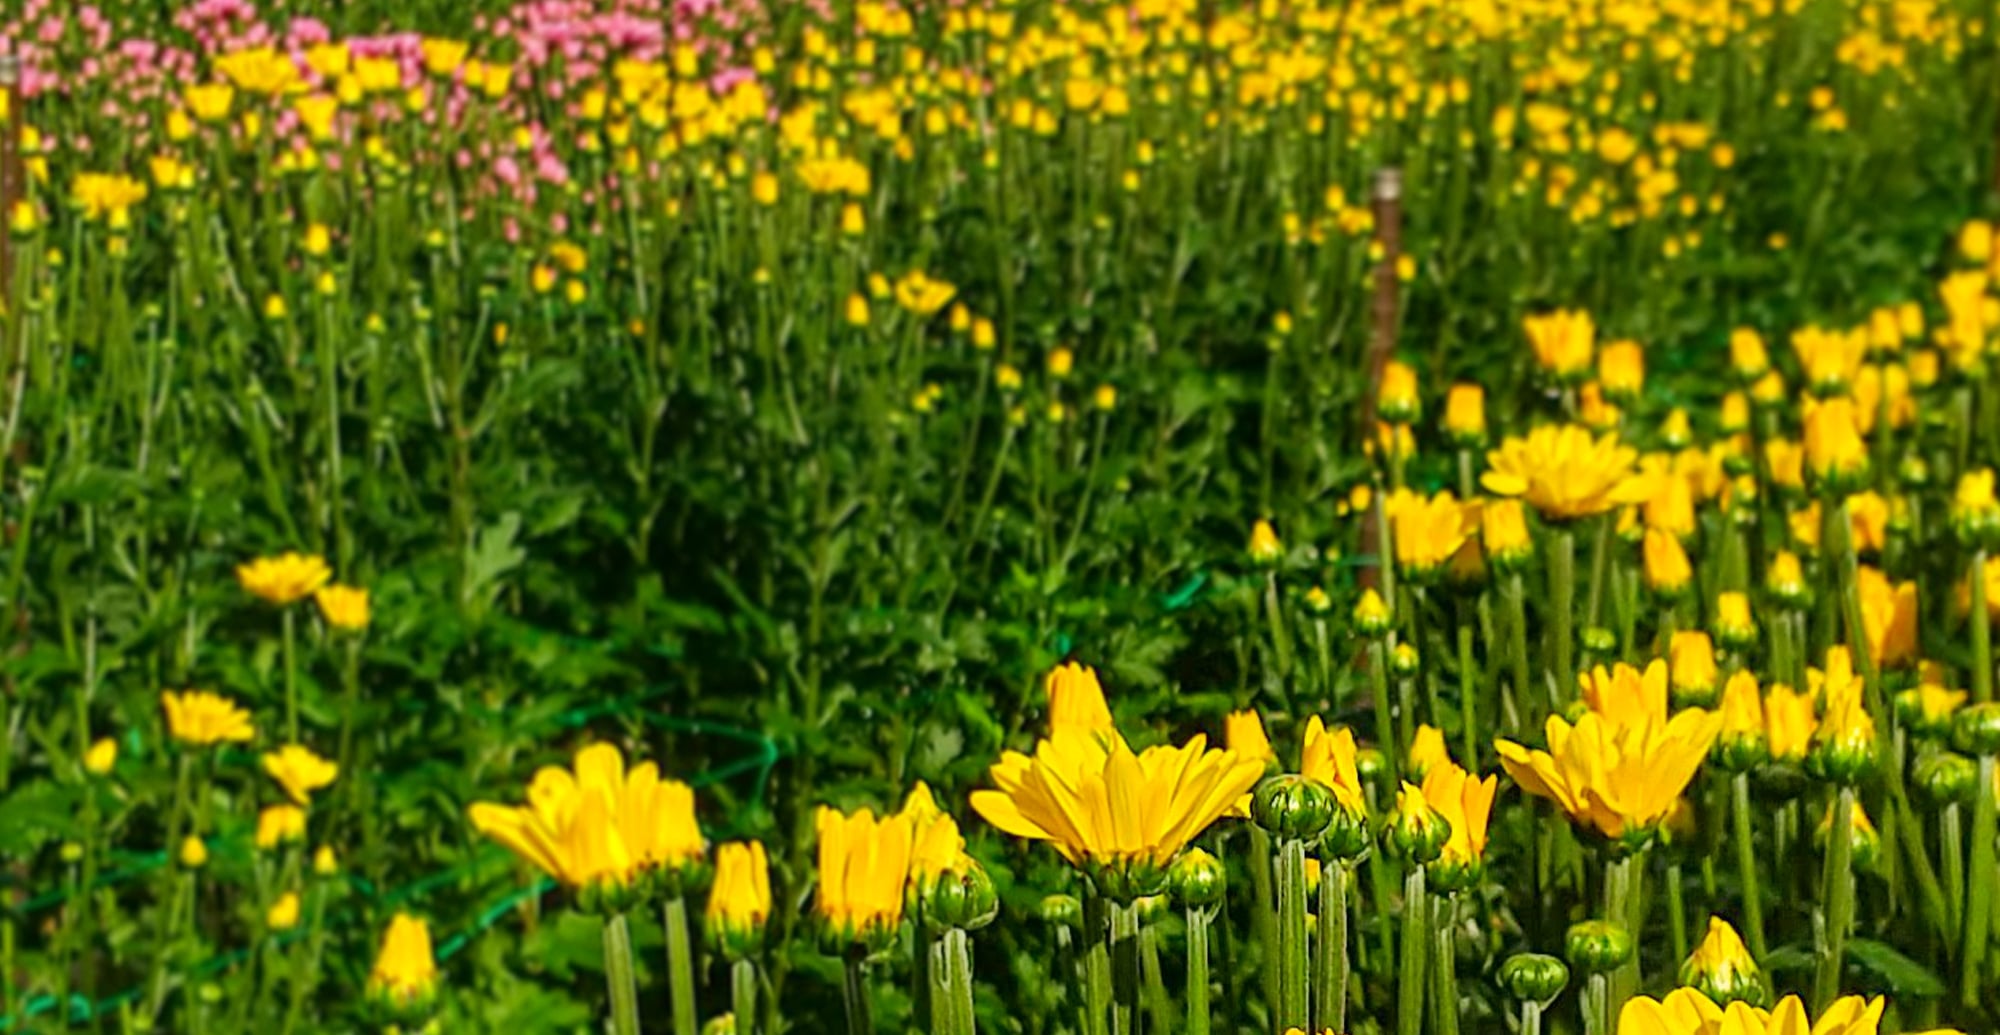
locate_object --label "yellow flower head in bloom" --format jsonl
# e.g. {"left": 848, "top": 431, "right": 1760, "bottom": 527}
{"left": 1408, "top": 724, "right": 1450, "bottom": 780}
{"left": 1299, "top": 717, "right": 1368, "bottom": 817}
{"left": 1803, "top": 397, "right": 1869, "bottom": 490}
{"left": 1731, "top": 327, "right": 1771, "bottom": 380}
{"left": 1378, "top": 359, "right": 1420, "bottom": 422}
{"left": 1419, "top": 760, "right": 1497, "bottom": 872}
{"left": 236, "top": 552, "right": 332, "bottom": 606}
{"left": 1481, "top": 498, "right": 1533, "bottom": 567}
{"left": 1483, "top": 424, "right": 1648, "bottom": 522}
{"left": 1669, "top": 632, "right": 1718, "bottom": 707}
{"left": 1444, "top": 384, "right": 1486, "bottom": 443}
{"left": 257, "top": 804, "right": 308, "bottom": 848}
{"left": 1225, "top": 710, "right": 1275, "bottom": 764}
{"left": 1809, "top": 647, "right": 1876, "bottom": 780}
{"left": 1386, "top": 489, "right": 1478, "bottom": 580}
{"left": 1855, "top": 566, "right": 1917, "bottom": 669}
{"left": 707, "top": 841, "right": 772, "bottom": 956}
{"left": 1249, "top": 518, "right": 1283, "bottom": 565}
{"left": 815, "top": 805, "right": 914, "bottom": 943}
{"left": 1763, "top": 684, "right": 1818, "bottom": 764}
{"left": 469, "top": 743, "right": 705, "bottom": 897}
{"left": 1497, "top": 687, "right": 1720, "bottom": 844}
{"left": 1046, "top": 662, "right": 1114, "bottom": 734}
{"left": 314, "top": 584, "right": 370, "bottom": 631}
{"left": 1644, "top": 527, "right": 1694, "bottom": 595}
{"left": 972, "top": 726, "right": 1262, "bottom": 893}
{"left": 268, "top": 891, "right": 302, "bottom": 931}
{"left": 162, "top": 690, "right": 255, "bottom": 747}
{"left": 901, "top": 781, "right": 970, "bottom": 889}
{"left": 1598, "top": 340, "right": 1645, "bottom": 399}
{"left": 1618, "top": 987, "right": 1885, "bottom": 1035}
{"left": 1715, "top": 671, "right": 1765, "bottom": 765}
{"left": 367, "top": 913, "right": 439, "bottom": 1009}
{"left": 1679, "top": 917, "right": 1764, "bottom": 1006}
{"left": 262, "top": 744, "right": 339, "bottom": 806}
{"left": 1643, "top": 468, "right": 1697, "bottom": 540}
{"left": 894, "top": 271, "right": 957, "bottom": 316}
{"left": 179, "top": 836, "right": 209, "bottom": 869}
{"left": 1579, "top": 659, "right": 1670, "bottom": 734}
{"left": 1524, "top": 309, "right": 1596, "bottom": 379}
{"left": 70, "top": 173, "right": 148, "bottom": 222}
{"left": 215, "top": 46, "right": 305, "bottom": 96}
{"left": 1767, "top": 551, "right": 1809, "bottom": 605}
{"left": 84, "top": 738, "right": 118, "bottom": 776}
{"left": 421, "top": 38, "right": 469, "bottom": 78}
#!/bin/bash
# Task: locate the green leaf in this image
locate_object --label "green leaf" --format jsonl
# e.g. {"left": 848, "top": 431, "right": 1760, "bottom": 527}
{"left": 1845, "top": 938, "right": 1945, "bottom": 998}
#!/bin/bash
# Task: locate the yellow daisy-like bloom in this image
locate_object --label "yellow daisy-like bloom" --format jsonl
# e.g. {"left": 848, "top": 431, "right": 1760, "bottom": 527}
{"left": 1386, "top": 489, "right": 1477, "bottom": 578}
{"left": 1524, "top": 309, "right": 1597, "bottom": 379}
{"left": 313, "top": 584, "right": 370, "bottom": 631}
{"left": 1598, "top": 340, "right": 1645, "bottom": 398}
{"left": 1299, "top": 717, "right": 1368, "bottom": 816}
{"left": 262, "top": 744, "right": 339, "bottom": 806}
{"left": 236, "top": 552, "right": 333, "bottom": 606}
{"left": 1497, "top": 685, "right": 1720, "bottom": 842}
{"left": 1225, "top": 710, "right": 1276, "bottom": 764}
{"left": 1802, "top": 397, "right": 1869, "bottom": 487}
{"left": 707, "top": 841, "right": 771, "bottom": 954}
{"left": 1679, "top": 917, "right": 1764, "bottom": 1006}
{"left": 1443, "top": 384, "right": 1486, "bottom": 441}
{"left": 1408, "top": 724, "right": 1451, "bottom": 780}
{"left": 1762, "top": 683, "right": 1818, "bottom": 763}
{"left": 1249, "top": 518, "right": 1283, "bottom": 564}
{"left": 468, "top": 743, "right": 705, "bottom": 893}
{"left": 815, "top": 805, "right": 915, "bottom": 942}
{"left": 1643, "top": 527, "right": 1694, "bottom": 594}
{"left": 1855, "top": 566, "right": 1917, "bottom": 669}
{"left": 162, "top": 690, "right": 256, "bottom": 747}
{"left": 1617, "top": 987, "right": 1885, "bottom": 1035}
{"left": 1046, "top": 662, "right": 1115, "bottom": 734}
{"left": 367, "top": 913, "right": 439, "bottom": 1009}
{"left": 1419, "top": 760, "right": 1497, "bottom": 868}
{"left": 257, "top": 804, "right": 308, "bottom": 849}
{"left": 1483, "top": 424, "right": 1648, "bottom": 522}
{"left": 972, "top": 726, "right": 1262, "bottom": 878}
{"left": 1481, "top": 498, "right": 1533, "bottom": 565}
{"left": 1579, "top": 659, "right": 1670, "bottom": 734}
{"left": 901, "top": 781, "right": 970, "bottom": 889}
{"left": 267, "top": 891, "right": 302, "bottom": 931}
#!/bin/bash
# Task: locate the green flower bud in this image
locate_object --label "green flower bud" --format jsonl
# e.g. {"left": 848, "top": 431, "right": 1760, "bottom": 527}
{"left": 1390, "top": 784, "right": 1450, "bottom": 865}
{"left": 1355, "top": 747, "right": 1388, "bottom": 786}
{"left": 1900, "top": 455, "right": 1931, "bottom": 489}
{"left": 927, "top": 859, "right": 1000, "bottom": 932}
{"left": 1039, "top": 894, "right": 1083, "bottom": 930}
{"left": 1321, "top": 805, "right": 1373, "bottom": 861}
{"left": 1390, "top": 642, "right": 1420, "bottom": 677}
{"left": 1914, "top": 752, "right": 1979, "bottom": 809}
{"left": 1582, "top": 626, "right": 1616, "bottom": 656}
{"left": 1498, "top": 953, "right": 1570, "bottom": 1006}
{"left": 1953, "top": 702, "right": 2000, "bottom": 756}
{"left": 1565, "top": 920, "right": 1635, "bottom": 975}
{"left": 1169, "top": 848, "right": 1228, "bottom": 907}
{"left": 701, "top": 1015, "right": 738, "bottom": 1035}
{"left": 1678, "top": 917, "right": 1766, "bottom": 1007}
{"left": 1131, "top": 894, "right": 1171, "bottom": 926}
{"left": 1252, "top": 775, "right": 1335, "bottom": 842}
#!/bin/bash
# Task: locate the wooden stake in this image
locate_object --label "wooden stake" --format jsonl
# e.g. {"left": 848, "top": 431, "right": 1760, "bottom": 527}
{"left": 0, "top": 54, "right": 18, "bottom": 303}
{"left": 1359, "top": 167, "right": 1403, "bottom": 590}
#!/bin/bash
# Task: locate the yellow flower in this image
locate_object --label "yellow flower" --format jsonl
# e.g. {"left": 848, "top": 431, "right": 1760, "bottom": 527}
{"left": 1481, "top": 498, "right": 1533, "bottom": 567}
{"left": 1352, "top": 588, "right": 1393, "bottom": 635}
{"left": 314, "top": 584, "right": 370, "bottom": 631}
{"left": 1803, "top": 397, "right": 1869, "bottom": 488}
{"left": 1299, "top": 717, "right": 1367, "bottom": 816}
{"left": 1249, "top": 518, "right": 1283, "bottom": 565}
{"left": 1483, "top": 424, "right": 1647, "bottom": 521}
{"left": 1579, "top": 660, "right": 1669, "bottom": 731}
{"left": 1679, "top": 917, "right": 1764, "bottom": 1006}
{"left": 1714, "top": 592, "right": 1756, "bottom": 647}
{"left": 162, "top": 690, "right": 256, "bottom": 747}
{"left": 1598, "top": 340, "right": 1645, "bottom": 398}
{"left": 1496, "top": 685, "right": 1720, "bottom": 843}
{"left": 184, "top": 83, "right": 236, "bottom": 123}
{"left": 236, "top": 552, "right": 332, "bottom": 606}
{"left": 1046, "top": 662, "right": 1114, "bottom": 734}
{"left": 367, "top": 913, "right": 439, "bottom": 1009}
{"left": 1731, "top": 327, "right": 1771, "bottom": 379}
{"left": 1954, "top": 469, "right": 2000, "bottom": 543}
{"left": 179, "top": 836, "right": 209, "bottom": 869}
{"left": 267, "top": 891, "right": 302, "bottom": 931}
{"left": 894, "top": 271, "right": 957, "bottom": 316}
{"left": 70, "top": 173, "right": 148, "bottom": 222}
{"left": 750, "top": 171, "right": 779, "bottom": 206}
{"left": 469, "top": 743, "right": 705, "bottom": 893}
{"left": 421, "top": 38, "right": 469, "bottom": 78}
{"left": 1524, "top": 309, "right": 1596, "bottom": 379}
{"left": 1418, "top": 760, "right": 1497, "bottom": 869}
{"left": 1619, "top": 987, "right": 1884, "bottom": 1035}
{"left": 1386, "top": 489, "right": 1476, "bottom": 579}
{"left": 1379, "top": 360, "right": 1420, "bottom": 422}
{"left": 901, "top": 781, "right": 969, "bottom": 889}
{"left": 1763, "top": 684, "right": 1818, "bottom": 763}
{"left": 84, "top": 738, "right": 118, "bottom": 776}
{"left": 1048, "top": 347, "right": 1074, "bottom": 378}
{"left": 1856, "top": 566, "right": 1917, "bottom": 669}
{"left": 845, "top": 293, "right": 870, "bottom": 326}
{"left": 257, "top": 804, "right": 308, "bottom": 848}
{"left": 1716, "top": 670, "right": 1765, "bottom": 760}
{"left": 972, "top": 726, "right": 1263, "bottom": 880}
{"left": 1578, "top": 381, "right": 1623, "bottom": 431}
{"left": 1643, "top": 469, "right": 1696, "bottom": 540}
{"left": 314, "top": 846, "right": 339, "bottom": 876}
{"left": 1963, "top": 220, "right": 1996, "bottom": 264}
{"left": 1669, "top": 632, "right": 1718, "bottom": 706}
{"left": 1767, "top": 551, "right": 1809, "bottom": 605}
{"left": 263, "top": 744, "right": 339, "bottom": 806}
{"left": 215, "top": 46, "right": 305, "bottom": 96}
{"left": 1809, "top": 647, "right": 1876, "bottom": 778}
{"left": 707, "top": 841, "right": 772, "bottom": 953}
{"left": 815, "top": 806, "right": 914, "bottom": 942}
{"left": 1408, "top": 724, "right": 1450, "bottom": 780}
{"left": 1225, "top": 710, "right": 1275, "bottom": 764}
{"left": 1444, "top": 384, "right": 1486, "bottom": 443}
{"left": 1643, "top": 527, "right": 1693, "bottom": 595}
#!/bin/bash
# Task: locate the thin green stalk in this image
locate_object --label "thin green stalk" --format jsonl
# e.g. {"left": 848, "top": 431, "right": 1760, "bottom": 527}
{"left": 1963, "top": 755, "right": 1997, "bottom": 1008}
{"left": 664, "top": 896, "right": 698, "bottom": 1035}
{"left": 1816, "top": 787, "right": 1857, "bottom": 1011}
{"left": 1975, "top": 549, "right": 1993, "bottom": 704}
{"left": 1942, "top": 802, "right": 1965, "bottom": 938}
{"left": 281, "top": 606, "right": 299, "bottom": 743}
{"left": 1250, "top": 826, "right": 1276, "bottom": 1013}
{"left": 1083, "top": 891, "right": 1111, "bottom": 1035}
{"left": 842, "top": 947, "right": 874, "bottom": 1035}
{"left": 1666, "top": 861, "right": 1687, "bottom": 966}
{"left": 1584, "top": 513, "right": 1612, "bottom": 631}
{"left": 1371, "top": 640, "right": 1401, "bottom": 782}
{"left": 1314, "top": 861, "right": 1349, "bottom": 1035}
{"left": 1458, "top": 611, "right": 1480, "bottom": 768}
{"left": 1186, "top": 904, "right": 1213, "bottom": 1035}
{"left": 931, "top": 926, "right": 975, "bottom": 1035}
{"left": 1111, "top": 901, "right": 1140, "bottom": 1035}
{"left": 1521, "top": 1000, "right": 1545, "bottom": 1035}
{"left": 1399, "top": 867, "right": 1429, "bottom": 1035}
{"left": 1139, "top": 914, "right": 1170, "bottom": 1035}
{"left": 1731, "top": 773, "right": 1768, "bottom": 960}
{"left": 732, "top": 958, "right": 759, "bottom": 1035}
{"left": 1432, "top": 893, "right": 1460, "bottom": 1035}
{"left": 1547, "top": 525, "right": 1577, "bottom": 702}
{"left": 1275, "top": 838, "right": 1310, "bottom": 1031}
{"left": 1603, "top": 851, "right": 1643, "bottom": 1016}
{"left": 604, "top": 913, "right": 642, "bottom": 1035}
{"left": 1504, "top": 573, "right": 1533, "bottom": 730}
{"left": 1583, "top": 972, "right": 1612, "bottom": 1035}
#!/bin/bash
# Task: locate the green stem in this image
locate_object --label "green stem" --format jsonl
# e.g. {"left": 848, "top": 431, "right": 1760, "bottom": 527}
{"left": 842, "top": 948, "right": 874, "bottom": 1035}
{"left": 732, "top": 958, "right": 759, "bottom": 1035}
{"left": 1250, "top": 826, "right": 1276, "bottom": 1013}
{"left": 1139, "top": 913, "right": 1170, "bottom": 1035}
{"left": 1666, "top": 861, "right": 1687, "bottom": 966}
{"left": 1400, "top": 867, "right": 1429, "bottom": 1035}
{"left": 1504, "top": 573, "right": 1533, "bottom": 730}
{"left": 1603, "top": 851, "right": 1643, "bottom": 1016}
{"left": 1583, "top": 972, "right": 1612, "bottom": 1035}
{"left": 1731, "top": 774, "right": 1769, "bottom": 960}
{"left": 1083, "top": 891, "right": 1111, "bottom": 1035}
{"left": 1458, "top": 611, "right": 1480, "bottom": 768}
{"left": 1975, "top": 549, "right": 1993, "bottom": 703}
{"left": 281, "top": 606, "right": 299, "bottom": 743}
{"left": 604, "top": 913, "right": 642, "bottom": 1035}
{"left": 1521, "top": 1000, "right": 1545, "bottom": 1035}
{"left": 1275, "top": 839, "right": 1310, "bottom": 1031}
{"left": 1266, "top": 572, "right": 1296, "bottom": 686}
{"left": 1963, "top": 755, "right": 1997, "bottom": 1008}
{"left": 932, "top": 926, "right": 975, "bottom": 1035}
{"left": 1584, "top": 513, "right": 1612, "bottom": 631}
{"left": 1816, "top": 787, "right": 1857, "bottom": 1011}
{"left": 1187, "top": 903, "right": 1213, "bottom": 1035}
{"left": 1111, "top": 900, "right": 1140, "bottom": 1035}
{"left": 665, "top": 896, "right": 698, "bottom": 1035}
{"left": 1548, "top": 526, "right": 1577, "bottom": 702}
{"left": 1943, "top": 803, "right": 1965, "bottom": 940}
{"left": 1371, "top": 640, "right": 1401, "bottom": 782}
{"left": 1432, "top": 893, "right": 1460, "bottom": 1035}
{"left": 1315, "top": 861, "right": 1350, "bottom": 1035}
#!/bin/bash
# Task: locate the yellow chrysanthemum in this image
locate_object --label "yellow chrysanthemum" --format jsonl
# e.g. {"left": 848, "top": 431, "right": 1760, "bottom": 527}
{"left": 1483, "top": 424, "right": 1648, "bottom": 521}
{"left": 468, "top": 743, "right": 704, "bottom": 892}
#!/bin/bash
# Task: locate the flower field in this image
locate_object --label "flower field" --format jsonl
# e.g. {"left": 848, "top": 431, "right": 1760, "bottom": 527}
{"left": 6, "top": 0, "right": 2000, "bottom": 1031}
